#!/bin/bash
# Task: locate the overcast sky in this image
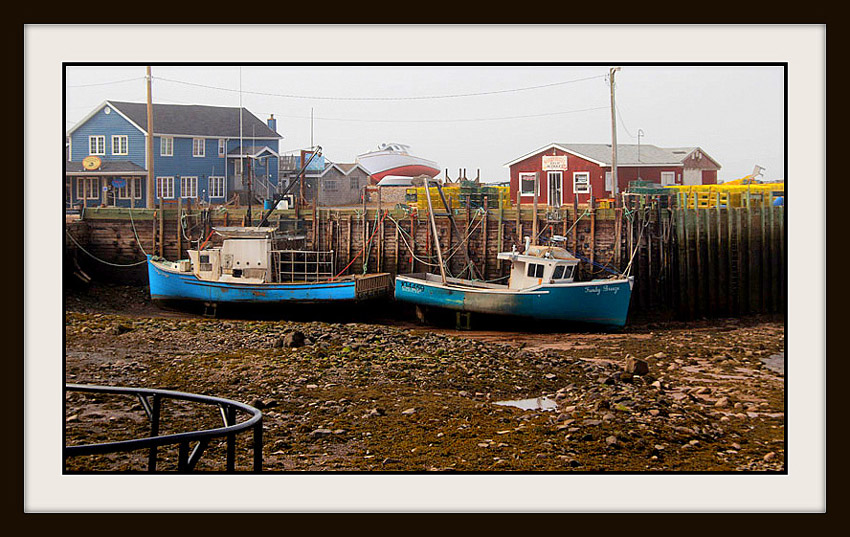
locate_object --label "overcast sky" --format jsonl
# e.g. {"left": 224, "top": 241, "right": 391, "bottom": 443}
{"left": 65, "top": 64, "right": 785, "bottom": 183}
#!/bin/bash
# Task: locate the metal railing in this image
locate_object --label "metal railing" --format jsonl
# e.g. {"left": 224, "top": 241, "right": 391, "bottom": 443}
{"left": 64, "top": 384, "right": 263, "bottom": 472}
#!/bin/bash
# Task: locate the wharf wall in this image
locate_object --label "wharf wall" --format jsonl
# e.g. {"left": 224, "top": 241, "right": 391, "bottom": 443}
{"left": 64, "top": 195, "right": 785, "bottom": 320}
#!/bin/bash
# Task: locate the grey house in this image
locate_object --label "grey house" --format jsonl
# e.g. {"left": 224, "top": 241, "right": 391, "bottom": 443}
{"left": 299, "top": 162, "right": 373, "bottom": 207}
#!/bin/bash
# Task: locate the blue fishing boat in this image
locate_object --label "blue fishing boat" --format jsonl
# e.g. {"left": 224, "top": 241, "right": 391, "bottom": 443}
{"left": 147, "top": 226, "right": 392, "bottom": 306}
{"left": 395, "top": 242, "right": 634, "bottom": 328}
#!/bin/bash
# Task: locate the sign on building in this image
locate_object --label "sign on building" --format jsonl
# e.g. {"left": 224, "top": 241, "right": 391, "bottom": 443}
{"left": 542, "top": 155, "right": 568, "bottom": 171}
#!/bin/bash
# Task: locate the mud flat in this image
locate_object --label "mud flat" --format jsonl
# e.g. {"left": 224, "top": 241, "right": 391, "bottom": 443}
{"left": 64, "top": 284, "right": 785, "bottom": 472}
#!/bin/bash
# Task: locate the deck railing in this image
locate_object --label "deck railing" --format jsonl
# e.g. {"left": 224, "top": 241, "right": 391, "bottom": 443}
{"left": 64, "top": 384, "right": 263, "bottom": 472}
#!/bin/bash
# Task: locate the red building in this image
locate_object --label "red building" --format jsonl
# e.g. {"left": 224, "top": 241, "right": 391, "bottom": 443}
{"left": 506, "top": 143, "right": 721, "bottom": 206}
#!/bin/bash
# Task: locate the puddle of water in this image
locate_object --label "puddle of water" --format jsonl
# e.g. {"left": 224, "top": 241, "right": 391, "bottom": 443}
{"left": 760, "top": 352, "right": 785, "bottom": 375}
{"left": 494, "top": 396, "right": 558, "bottom": 411}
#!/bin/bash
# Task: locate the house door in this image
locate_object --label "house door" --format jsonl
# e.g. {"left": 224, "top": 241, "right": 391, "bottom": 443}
{"left": 547, "top": 171, "right": 562, "bottom": 207}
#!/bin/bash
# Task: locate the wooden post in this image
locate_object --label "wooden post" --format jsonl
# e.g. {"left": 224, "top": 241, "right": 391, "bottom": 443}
{"left": 706, "top": 207, "right": 714, "bottom": 315}
{"left": 761, "top": 201, "right": 769, "bottom": 313}
{"left": 532, "top": 172, "right": 538, "bottom": 245}
{"left": 676, "top": 205, "right": 687, "bottom": 317}
{"left": 346, "top": 216, "right": 352, "bottom": 275}
{"left": 747, "top": 187, "right": 759, "bottom": 313}
{"left": 693, "top": 194, "right": 702, "bottom": 316}
{"left": 614, "top": 207, "right": 622, "bottom": 270}
{"left": 410, "top": 212, "right": 417, "bottom": 272}
{"left": 497, "top": 206, "right": 504, "bottom": 273}
{"left": 683, "top": 202, "right": 693, "bottom": 318}
{"left": 152, "top": 210, "right": 157, "bottom": 257}
{"left": 727, "top": 203, "right": 735, "bottom": 315}
{"left": 176, "top": 197, "right": 182, "bottom": 259}
{"left": 482, "top": 198, "right": 489, "bottom": 279}
{"left": 394, "top": 217, "right": 399, "bottom": 274}
{"left": 589, "top": 206, "right": 596, "bottom": 271}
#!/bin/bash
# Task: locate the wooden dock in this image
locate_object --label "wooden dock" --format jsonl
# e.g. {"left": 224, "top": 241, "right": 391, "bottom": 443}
{"left": 65, "top": 193, "right": 785, "bottom": 320}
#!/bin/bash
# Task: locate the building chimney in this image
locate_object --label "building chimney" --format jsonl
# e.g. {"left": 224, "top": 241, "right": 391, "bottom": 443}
{"left": 267, "top": 114, "right": 277, "bottom": 133}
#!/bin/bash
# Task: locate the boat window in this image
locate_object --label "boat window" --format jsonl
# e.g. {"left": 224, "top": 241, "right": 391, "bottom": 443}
{"left": 553, "top": 265, "right": 565, "bottom": 279}
{"left": 200, "top": 254, "right": 209, "bottom": 263}
{"left": 535, "top": 264, "right": 544, "bottom": 278}
{"left": 526, "top": 263, "right": 536, "bottom": 277}
{"left": 563, "top": 266, "right": 574, "bottom": 280}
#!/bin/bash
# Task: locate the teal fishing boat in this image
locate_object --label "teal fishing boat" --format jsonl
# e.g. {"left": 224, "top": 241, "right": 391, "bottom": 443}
{"left": 395, "top": 241, "right": 634, "bottom": 328}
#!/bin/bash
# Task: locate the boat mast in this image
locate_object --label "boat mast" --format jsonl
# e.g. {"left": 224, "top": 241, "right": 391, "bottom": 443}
{"left": 423, "top": 178, "right": 447, "bottom": 284}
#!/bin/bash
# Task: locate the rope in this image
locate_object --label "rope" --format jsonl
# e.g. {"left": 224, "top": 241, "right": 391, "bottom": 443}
{"left": 329, "top": 209, "right": 390, "bottom": 281}
{"left": 127, "top": 209, "right": 148, "bottom": 257}
{"left": 65, "top": 230, "right": 148, "bottom": 267}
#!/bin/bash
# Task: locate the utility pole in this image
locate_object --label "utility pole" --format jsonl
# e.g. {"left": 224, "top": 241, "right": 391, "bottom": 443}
{"left": 145, "top": 66, "right": 155, "bottom": 208}
{"left": 609, "top": 67, "right": 621, "bottom": 199}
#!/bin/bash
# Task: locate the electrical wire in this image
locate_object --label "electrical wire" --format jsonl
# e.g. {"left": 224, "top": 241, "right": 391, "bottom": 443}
{"left": 153, "top": 74, "right": 607, "bottom": 102}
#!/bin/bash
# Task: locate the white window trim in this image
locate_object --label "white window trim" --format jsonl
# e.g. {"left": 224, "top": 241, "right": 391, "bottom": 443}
{"left": 573, "top": 172, "right": 590, "bottom": 194}
{"left": 605, "top": 171, "right": 613, "bottom": 193}
{"left": 519, "top": 172, "right": 540, "bottom": 196}
{"left": 208, "top": 176, "right": 226, "bottom": 198}
{"left": 156, "top": 176, "right": 175, "bottom": 199}
{"left": 547, "top": 171, "right": 563, "bottom": 206}
{"left": 111, "top": 135, "right": 128, "bottom": 155}
{"left": 160, "top": 136, "right": 173, "bottom": 157}
{"left": 193, "top": 138, "right": 205, "bottom": 158}
{"left": 218, "top": 139, "right": 226, "bottom": 157}
{"left": 117, "top": 177, "right": 142, "bottom": 200}
{"left": 661, "top": 171, "right": 676, "bottom": 186}
{"left": 181, "top": 176, "right": 199, "bottom": 198}
{"left": 77, "top": 177, "right": 100, "bottom": 199}
{"left": 89, "top": 135, "right": 105, "bottom": 155}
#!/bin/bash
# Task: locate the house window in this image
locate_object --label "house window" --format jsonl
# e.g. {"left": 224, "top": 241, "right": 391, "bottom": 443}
{"left": 156, "top": 176, "right": 174, "bottom": 199}
{"left": 573, "top": 172, "right": 590, "bottom": 194}
{"left": 117, "top": 177, "right": 142, "bottom": 199}
{"left": 519, "top": 172, "right": 539, "bottom": 196}
{"left": 218, "top": 139, "right": 226, "bottom": 157}
{"left": 209, "top": 176, "right": 225, "bottom": 198}
{"left": 661, "top": 171, "right": 676, "bottom": 186}
{"left": 161, "top": 137, "right": 173, "bottom": 157}
{"left": 111, "top": 135, "right": 128, "bottom": 155}
{"left": 605, "top": 171, "right": 613, "bottom": 193}
{"left": 77, "top": 177, "right": 100, "bottom": 199}
{"left": 350, "top": 177, "right": 359, "bottom": 190}
{"left": 193, "top": 138, "right": 205, "bottom": 157}
{"left": 89, "top": 136, "right": 105, "bottom": 155}
{"left": 181, "top": 176, "right": 198, "bottom": 198}
{"left": 324, "top": 180, "right": 338, "bottom": 192}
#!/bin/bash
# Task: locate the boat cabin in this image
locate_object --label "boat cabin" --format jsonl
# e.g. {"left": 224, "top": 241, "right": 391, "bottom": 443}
{"left": 497, "top": 245, "right": 579, "bottom": 290}
{"left": 186, "top": 226, "right": 335, "bottom": 284}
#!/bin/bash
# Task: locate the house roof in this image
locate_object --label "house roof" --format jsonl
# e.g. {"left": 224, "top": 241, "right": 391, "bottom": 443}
{"left": 317, "top": 162, "right": 371, "bottom": 178}
{"left": 65, "top": 160, "right": 148, "bottom": 175}
{"left": 505, "top": 143, "right": 721, "bottom": 168}
{"left": 68, "top": 101, "right": 282, "bottom": 139}
{"left": 227, "top": 145, "right": 280, "bottom": 158}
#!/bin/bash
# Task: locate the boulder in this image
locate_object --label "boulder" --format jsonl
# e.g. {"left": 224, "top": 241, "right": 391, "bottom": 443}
{"left": 625, "top": 355, "right": 650, "bottom": 376}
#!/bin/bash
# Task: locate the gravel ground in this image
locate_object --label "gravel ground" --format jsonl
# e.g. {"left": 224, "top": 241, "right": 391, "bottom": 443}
{"left": 64, "top": 283, "right": 786, "bottom": 472}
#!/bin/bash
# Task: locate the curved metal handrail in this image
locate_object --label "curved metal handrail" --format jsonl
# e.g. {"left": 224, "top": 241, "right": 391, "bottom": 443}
{"left": 64, "top": 384, "right": 263, "bottom": 472}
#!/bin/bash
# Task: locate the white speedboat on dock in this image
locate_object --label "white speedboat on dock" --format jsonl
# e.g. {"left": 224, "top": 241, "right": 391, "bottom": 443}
{"left": 356, "top": 143, "right": 440, "bottom": 184}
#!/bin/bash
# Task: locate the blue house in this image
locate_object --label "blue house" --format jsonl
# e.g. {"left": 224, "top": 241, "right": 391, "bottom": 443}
{"left": 66, "top": 101, "right": 282, "bottom": 208}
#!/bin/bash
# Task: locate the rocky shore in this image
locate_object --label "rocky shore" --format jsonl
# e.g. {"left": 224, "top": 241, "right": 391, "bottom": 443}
{"left": 64, "top": 284, "right": 785, "bottom": 472}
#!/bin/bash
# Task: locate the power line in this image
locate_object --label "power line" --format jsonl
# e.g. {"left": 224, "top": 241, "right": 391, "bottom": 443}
{"left": 66, "top": 76, "right": 146, "bottom": 88}
{"left": 255, "top": 105, "right": 609, "bottom": 124}
{"left": 152, "top": 74, "right": 606, "bottom": 101}
{"left": 615, "top": 102, "right": 636, "bottom": 138}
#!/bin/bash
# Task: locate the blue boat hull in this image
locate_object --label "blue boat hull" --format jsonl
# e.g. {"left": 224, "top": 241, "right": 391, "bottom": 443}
{"left": 395, "top": 275, "right": 634, "bottom": 328}
{"left": 148, "top": 256, "right": 365, "bottom": 304}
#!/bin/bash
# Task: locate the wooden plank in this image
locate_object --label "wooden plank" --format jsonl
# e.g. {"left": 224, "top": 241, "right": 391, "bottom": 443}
{"left": 482, "top": 203, "right": 489, "bottom": 279}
